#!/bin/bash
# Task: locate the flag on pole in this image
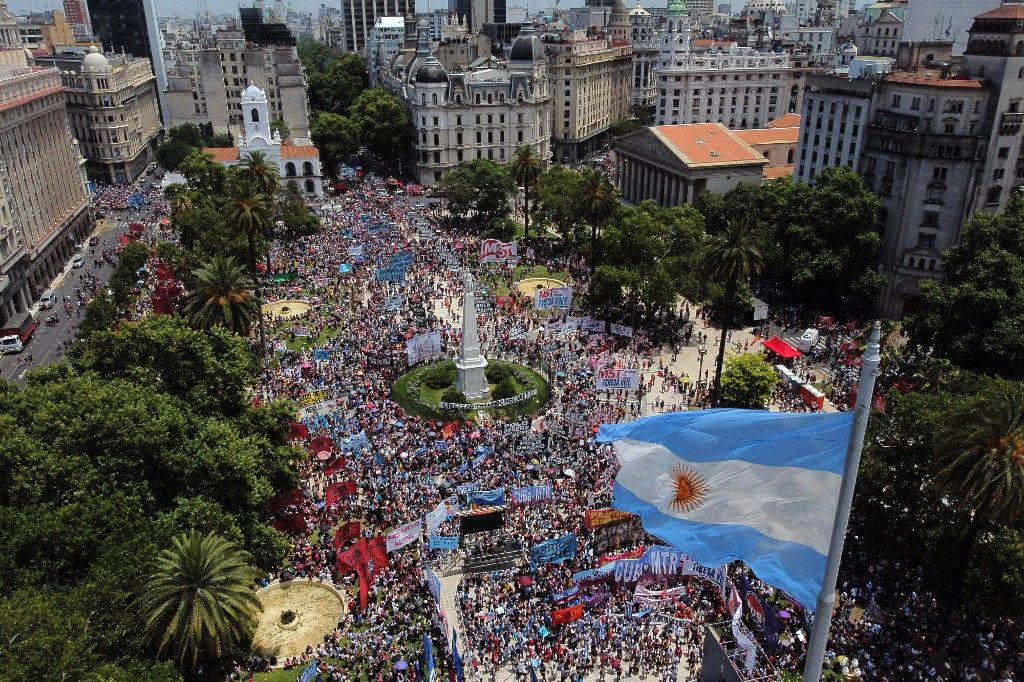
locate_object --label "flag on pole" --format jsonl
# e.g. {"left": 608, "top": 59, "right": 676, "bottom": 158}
{"left": 451, "top": 630, "right": 464, "bottom": 682}
{"left": 596, "top": 408, "right": 854, "bottom": 610}
{"left": 422, "top": 633, "right": 436, "bottom": 682}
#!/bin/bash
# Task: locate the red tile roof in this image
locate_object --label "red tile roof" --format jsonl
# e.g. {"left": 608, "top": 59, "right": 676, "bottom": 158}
{"left": 768, "top": 112, "right": 802, "bottom": 129}
{"left": 883, "top": 73, "right": 985, "bottom": 89}
{"left": 652, "top": 123, "right": 767, "bottom": 168}
{"left": 204, "top": 147, "right": 240, "bottom": 162}
{"left": 975, "top": 4, "right": 1024, "bottom": 20}
{"left": 280, "top": 144, "right": 320, "bottom": 158}
{"left": 734, "top": 126, "right": 800, "bottom": 146}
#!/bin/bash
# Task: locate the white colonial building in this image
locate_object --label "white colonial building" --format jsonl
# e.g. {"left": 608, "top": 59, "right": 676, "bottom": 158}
{"left": 204, "top": 84, "right": 323, "bottom": 196}
{"left": 383, "top": 21, "right": 551, "bottom": 186}
{"left": 629, "top": 0, "right": 661, "bottom": 111}
{"left": 655, "top": 0, "right": 793, "bottom": 129}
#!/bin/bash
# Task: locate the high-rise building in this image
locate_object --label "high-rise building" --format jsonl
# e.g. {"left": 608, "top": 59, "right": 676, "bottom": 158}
{"left": 85, "top": 0, "right": 167, "bottom": 124}
{"left": 628, "top": 1, "right": 661, "bottom": 112}
{"left": 37, "top": 47, "right": 163, "bottom": 184}
{"left": 0, "top": 47, "right": 91, "bottom": 329}
{"left": 367, "top": 16, "right": 406, "bottom": 87}
{"left": 449, "top": 0, "right": 505, "bottom": 34}
{"left": 16, "top": 11, "right": 76, "bottom": 55}
{"left": 903, "top": 0, "right": 990, "bottom": 55}
{"left": 340, "top": 0, "right": 415, "bottom": 53}
{"left": 63, "top": 0, "right": 91, "bottom": 38}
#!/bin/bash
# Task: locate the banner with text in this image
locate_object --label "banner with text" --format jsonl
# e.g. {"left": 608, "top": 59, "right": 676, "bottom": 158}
{"left": 596, "top": 367, "right": 640, "bottom": 391}
{"left": 530, "top": 533, "right": 577, "bottom": 567}
{"left": 480, "top": 239, "right": 518, "bottom": 264}
{"left": 535, "top": 286, "right": 573, "bottom": 311}
{"left": 385, "top": 519, "right": 422, "bottom": 552}
{"left": 406, "top": 331, "right": 443, "bottom": 365}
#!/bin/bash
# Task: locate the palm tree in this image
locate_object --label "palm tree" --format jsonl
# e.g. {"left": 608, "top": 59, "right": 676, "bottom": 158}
{"left": 699, "top": 219, "right": 764, "bottom": 406}
{"left": 239, "top": 150, "right": 280, "bottom": 197}
{"left": 510, "top": 145, "right": 542, "bottom": 242}
{"left": 933, "top": 388, "right": 1024, "bottom": 604}
{"left": 223, "top": 176, "right": 273, "bottom": 355}
{"left": 182, "top": 256, "right": 261, "bottom": 335}
{"left": 576, "top": 170, "right": 617, "bottom": 272}
{"left": 139, "top": 531, "right": 263, "bottom": 673}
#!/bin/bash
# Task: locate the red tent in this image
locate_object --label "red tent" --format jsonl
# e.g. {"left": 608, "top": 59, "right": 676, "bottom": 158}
{"left": 762, "top": 336, "right": 802, "bottom": 359}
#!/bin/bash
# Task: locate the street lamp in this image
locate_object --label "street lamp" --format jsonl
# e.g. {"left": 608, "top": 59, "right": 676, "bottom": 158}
{"left": 697, "top": 341, "right": 708, "bottom": 389}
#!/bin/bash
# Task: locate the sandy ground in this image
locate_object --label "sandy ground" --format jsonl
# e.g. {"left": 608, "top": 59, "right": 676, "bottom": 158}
{"left": 262, "top": 299, "right": 311, "bottom": 320}
{"left": 253, "top": 581, "right": 346, "bottom": 660}
{"left": 515, "top": 277, "right": 565, "bottom": 298}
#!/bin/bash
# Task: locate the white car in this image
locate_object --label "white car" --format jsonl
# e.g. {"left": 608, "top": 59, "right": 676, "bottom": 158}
{"left": 39, "top": 291, "right": 56, "bottom": 309}
{"left": 0, "top": 335, "right": 23, "bottom": 354}
{"left": 72, "top": 254, "right": 85, "bottom": 268}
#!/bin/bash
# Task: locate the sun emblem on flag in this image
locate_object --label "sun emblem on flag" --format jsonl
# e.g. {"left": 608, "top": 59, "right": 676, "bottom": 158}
{"left": 668, "top": 465, "right": 708, "bottom": 513}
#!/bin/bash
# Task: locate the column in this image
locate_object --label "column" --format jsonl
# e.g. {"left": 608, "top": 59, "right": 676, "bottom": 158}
{"left": 681, "top": 178, "right": 689, "bottom": 204}
{"left": 14, "top": 286, "right": 26, "bottom": 312}
{"left": 659, "top": 171, "right": 668, "bottom": 206}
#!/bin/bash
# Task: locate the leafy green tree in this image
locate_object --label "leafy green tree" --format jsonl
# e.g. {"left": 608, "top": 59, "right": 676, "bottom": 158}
{"left": 139, "top": 531, "right": 263, "bottom": 673}
{"left": 269, "top": 118, "right": 290, "bottom": 139}
{"left": 435, "top": 159, "right": 515, "bottom": 227}
{"left": 347, "top": 88, "right": 410, "bottom": 162}
{"left": 239, "top": 150, "right": 280, "bottom": 196}
{"left": 699, "top": 219, "right": 764, "bottom": 406}
{"left": 299, "top": 39, "right": 368, "bottom": 114}
{"left": 223, "top": 176, "right": 273, "bottom": 355}
{"left": 310, "top": 112, "right": 360, "bottom": 176}
{"left": 179, "top": 149, "right": 228, "bottom": 196}
{"left": 534, "top": 165, "right": 587, "bottom": 247}
{"left": 575, "top": 170, "right": 618, "bottom": 271}
{"left": 719, "top": 352, "right": 778, "bottom": 408}
{"left": 208, "top": 132, "right": 234, "bottom": 147}
{"left": 905, "top": 194, "right": 1024, "bottom": 378}
{"left": 276, "top": 180, "right": 320, "bottom": 238}
{"left": 167, "top": 124, "right": 206, "bottom": 148}
{"left": 156, "top": 139, "right": 195, "bottom": 172}
{"left": 78, "top": 289, "right": 120, "bottom": 339}
{"left": 109, "top": 241, "right": 150, "bottom": 307}
{"left": 932, "top": 385, "right": 1024, "bottom": 602}
{"left": 183, "top": 256, "right": 261, "bottom": 336}
{"left": 509, "top": 145, "right": 542, "bottom": 241}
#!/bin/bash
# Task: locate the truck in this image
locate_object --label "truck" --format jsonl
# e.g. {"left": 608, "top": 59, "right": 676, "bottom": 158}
{"left": 0, "top": 311, "right": 39, "bottom": 354}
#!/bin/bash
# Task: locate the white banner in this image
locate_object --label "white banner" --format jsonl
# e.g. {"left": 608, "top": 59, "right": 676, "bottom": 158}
{"left": 480, "top": 239, "right": 518, "bottom": 263}
{"left": 535, "top": 286, "right": 573, "bottom": 310}
{"left": 405, "top": 331, "right": 442, "bottom": 365}
{"left": 582, "top": 318, "right": 607, "bottom": 334}
{"left": 596, "top": 367, "right": 640, "bottom": 391}
{"left": 386, "top": 519, "right": 422, "bottom": 552}
{"left": 425, "top": 496, "right": 459, "bottom": 536}
{"left": 609, "top": 323, "right": 634, "bottom": 338}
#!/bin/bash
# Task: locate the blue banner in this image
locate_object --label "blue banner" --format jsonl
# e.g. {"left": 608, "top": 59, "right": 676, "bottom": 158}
{"left": 425, "top": 566, "right": 442, "bottom": 600}
{"left": 572, "top": 563, "right": 615, "bottom": 584}
{"left": 342, "top": 430, "right": 369, "bottom": 451}
{"left": 375, "top": 265, "right": 406, "bottom": 282}
{"left": 299, "top": 661, "right": 318, "bottom": 682}
{"left": 347, "top": 245, "right": 363, "bottom": 256}
{"left": 390, "top": 251, "right": 414, "bottom": 268}
{"left": 456, "top": 481, "right": 478, "bottom": 495}
{"left": 511, "top": 484, "right": 553, "bottom": 506}
{"left": 472, "top": 446, "right": 494, "bottom": 467}
{"left": 338, "top": 263, "right": 353, "bottom": 274}
{"left": 313, "top": 349, "right": 330, "bottom": 362}
{"left": 550, "top": 585, "right": 579, "bottom": 604}
{"left": 429, "top": 535, "right": 459, "bottom": 550}
{"left": 530, "top": 533, "right": 577, "bottom": 567}
{"left": 386, "top": 294, "right": 403, "bottom": 311}
{"left": 468, "top": 488, "right": 505, "bottom": 507}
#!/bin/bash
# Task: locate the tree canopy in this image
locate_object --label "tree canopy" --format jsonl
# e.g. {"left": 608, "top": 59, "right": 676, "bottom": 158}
{"left": 298, "top": 39, "right": 368, "bottom": 114}
{"left": 719, "top": 352, "right": 778, "bottom": 408}
{"left": 434, "top": 158, "right": 515, "bottom": 227}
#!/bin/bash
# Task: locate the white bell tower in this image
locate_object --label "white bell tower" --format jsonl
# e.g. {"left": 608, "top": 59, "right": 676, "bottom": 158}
{"left": 241, "top": 83, "right": 272, "bottom": 145}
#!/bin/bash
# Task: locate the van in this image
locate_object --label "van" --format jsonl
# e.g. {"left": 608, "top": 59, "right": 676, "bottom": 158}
{"left": 39, "top": 291, "right": 56, "bottom": 309}
{"left": 797, "top": 328, "right": 820, "bottom": 353}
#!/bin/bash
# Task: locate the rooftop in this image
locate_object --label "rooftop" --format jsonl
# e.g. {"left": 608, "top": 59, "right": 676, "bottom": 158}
{"left": 280, "top": 144, "right": 319, "bottom": 158}
{"left": 768, "top": 112, "right": 801, "bottom": 128}
{"left": 734, "top": 126, "right": 800, "bottom": 146}
{"left": 204, "top": 147, "right": 240, "bottom": 162}
{"left": 883, "top": 72, "right": 984, "bottom": 89}
{"left": 650, "top": 123, "right": 768, "bottom": 168}
{"left": 974, "top": 4, "right": 1024, "bottom": 20}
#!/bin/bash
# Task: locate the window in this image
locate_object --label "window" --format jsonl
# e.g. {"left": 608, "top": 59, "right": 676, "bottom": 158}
{"left": 999, "top": 147, "right": 1010, "bottom": 158}
{"left": 917, "top": 232, "right": 936, "bottom": 248}
{"left": 994, "top": 168, "right": 1006, "bottom": 180}
{"left": 922, "top": 211, "right": 939, "bottom": 226}
{"left": 987, "top": 186, "right": 1002, "bottom": 204}
{"left": 891, "top": 94, "right": 901, "bottom": 107}
{"left": 250, "top": 108, "right": 259, "bottom": 123}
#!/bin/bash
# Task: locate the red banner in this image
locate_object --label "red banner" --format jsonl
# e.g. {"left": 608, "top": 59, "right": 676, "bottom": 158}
{"left": 288, "top": 422, "right": 310, "bottom": 441}
{"left": 584, "top": 509, "right": 634, "bottom": 529}
{"left": 325, "top": 480, "right": 357, "bottom": 505}
{"left": 598, "top": 546, "right": 646, "bottom": 566}
{"left": 335, "top": 535, "right": 390, "bottom": 610}
{"left": 440, "top": 421, "right": 460, "bottom": 440}
{"left": 271, "top": 513, "right": 306, "bottom": 533}
{"left": 323, "top": 457, "right": 347, "bottom": 476}
{"left": 333, "top": 521, "right": 361, "bottom": 550}
{"left": 308, "top": 434, "right": 333, "bottom": 455}
{"left": 268, "top": 489, "right": 304, "bottom": 515}
{"left": 551, "top": 604, "right": 584, "bottom": 625}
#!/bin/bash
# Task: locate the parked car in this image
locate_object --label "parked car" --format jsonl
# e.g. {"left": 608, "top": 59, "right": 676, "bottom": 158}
{"left": 72, "top": 254, "right": 85, "bottom": 268}
{"left": 88, "top": 235, "right": 99, "bottom": 246}
{"left": 39, "top": 291, "right": 56, "bottom": 309}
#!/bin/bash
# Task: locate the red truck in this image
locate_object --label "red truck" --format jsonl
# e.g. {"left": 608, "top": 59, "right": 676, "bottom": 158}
{"left": 0, "top": 311, "right": 38, "bottom": 354}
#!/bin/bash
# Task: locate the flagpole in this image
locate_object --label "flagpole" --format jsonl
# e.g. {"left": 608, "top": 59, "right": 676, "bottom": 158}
{"left": 802, "top": 321, "right": 881, "bottom": 682}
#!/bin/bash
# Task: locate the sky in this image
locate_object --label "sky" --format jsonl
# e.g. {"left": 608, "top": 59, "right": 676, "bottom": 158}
{"left": 7, "top": 0, "right": 599, "bottom": 19}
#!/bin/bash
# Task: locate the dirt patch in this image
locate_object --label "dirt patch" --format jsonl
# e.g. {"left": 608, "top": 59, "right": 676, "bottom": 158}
{"left": 515, "top": 277, "right": 565, "bottom": 298}
{"left": 262, "top": 299, "right": 311, "bottom": 320}
{"left": 253, "top": 581, "right": 346, "bottom": 660}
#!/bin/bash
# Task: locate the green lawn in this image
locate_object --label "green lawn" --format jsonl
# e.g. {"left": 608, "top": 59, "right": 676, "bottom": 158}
{"left": 253, "top": 659, "right": 345, "bottom": 682}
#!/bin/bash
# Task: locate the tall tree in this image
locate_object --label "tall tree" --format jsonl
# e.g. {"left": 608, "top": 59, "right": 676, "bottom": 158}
{"left": 223, "top": 177, "right": 273, "bottom": 356}
{"left": 434, "top": 159, "right": 515, "bottom": 228}
{"left": 310, "top": 112, "right": 360, "bottom": 177}
{"left": 346, "top": 88, "right": 410, "bottom": 164}
{"left": 139, "top": 531, "right": 263, "bottom": 673}
{"left": 575, "top": 170, "right": 618, "bottom": 272}
{"left": 534, "top": 165, "right": 587, "bottom": 247}
{"left": 509, "top": 145, "right": 542, "bottom": 241}
{"left": 239, "top": 150, "right": 280, "bottom": 196}
{"left": 699, "top": 219, "right": 764, "bottom": 406}
{"left": 933, "top": 385, "right": 1024, "bottom": 604}
{"left": 182, "top": 256, "right": 261, "bottom": 336}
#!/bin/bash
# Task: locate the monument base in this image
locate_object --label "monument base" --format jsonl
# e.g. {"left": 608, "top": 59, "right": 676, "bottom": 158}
{"left": 456, "top": 356, "right": 489, "bottom": 400}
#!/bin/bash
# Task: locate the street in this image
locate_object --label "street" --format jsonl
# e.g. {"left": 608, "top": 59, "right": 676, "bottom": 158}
{"left": 0, "top": 210, "right": 149, "bottom": 383}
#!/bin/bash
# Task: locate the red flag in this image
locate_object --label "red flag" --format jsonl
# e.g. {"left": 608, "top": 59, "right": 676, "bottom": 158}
{"left": 288, "top": 423, "right": 310, "bottom": 441}
{"left": 324, "top": 456, "right": 347, "bottom": 476}
{"left": 333, "top": 521, "right": 361, "bottom": 550}
{"left": 337, "top": 537, "right": 371, "bottom": 609}
{"left": 551, "top": 604, "right": 584, "bottom": 625}
{"left": 367, "top": 535, "right": 389, "bottom": 578}
{"left": 308, "top": 434, "right": 333, "bottom": 454}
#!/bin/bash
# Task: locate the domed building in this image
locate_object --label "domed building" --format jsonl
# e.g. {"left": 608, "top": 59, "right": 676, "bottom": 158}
{"left": 382, "top": 22, "right": 551, "bottom": 187}
{"left": 628, "top": 0, "right": 661, "bottom": 110}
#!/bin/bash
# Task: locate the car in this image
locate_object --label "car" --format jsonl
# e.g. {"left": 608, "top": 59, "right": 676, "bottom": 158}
{"left": 39, "top": 291, "right": 56, "bottom": 309}
{"left": 0, "top": 335, "right": 22, "bottom": 354}
{"left": 72, "top": 254, "right": 85, "bottom": 268}
{"left": 88, "top": 235, "right": 98, "bottom": 246}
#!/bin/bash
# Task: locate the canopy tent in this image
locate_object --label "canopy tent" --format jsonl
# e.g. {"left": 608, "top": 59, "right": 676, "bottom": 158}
{"left": 762, "top": 336, "right": 802, "bottom": 359}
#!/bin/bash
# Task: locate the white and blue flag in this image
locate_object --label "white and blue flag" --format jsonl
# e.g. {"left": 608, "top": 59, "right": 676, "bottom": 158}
{"left": 597, "top": 409, "right": 853, "bottom": 610}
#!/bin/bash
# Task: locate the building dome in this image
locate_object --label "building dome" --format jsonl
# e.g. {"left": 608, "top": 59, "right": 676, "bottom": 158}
{"left": 842, "top": 42, "right": 859, "bottom": 55}
{"left": 629, "top": 1, "right": 651, "bottom": 17}
{"left": 82, "top": 45, "right": 110, "bottom": 74}
{"left": 509, "top": 25, "right": 545, "bottom": 61}
{"left": 415, "top": 55, "right": 448, "bottom": 84}
{"left": 241, "top": 83, "right": 267, "bottom": 102}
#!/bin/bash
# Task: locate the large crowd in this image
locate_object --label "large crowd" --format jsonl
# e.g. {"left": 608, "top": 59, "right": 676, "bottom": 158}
{"left": 83, "top": 167, "right": 1018, "bottom": 682}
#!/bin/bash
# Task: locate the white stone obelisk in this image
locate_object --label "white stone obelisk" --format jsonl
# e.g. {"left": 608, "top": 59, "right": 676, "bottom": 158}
{"left": 455, "top": 271, "right": 489, "bottom": 399}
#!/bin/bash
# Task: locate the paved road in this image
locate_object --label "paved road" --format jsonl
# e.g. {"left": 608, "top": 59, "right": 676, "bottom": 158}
{"left": 0, "top": 210, "right": 152, "bottom": 383}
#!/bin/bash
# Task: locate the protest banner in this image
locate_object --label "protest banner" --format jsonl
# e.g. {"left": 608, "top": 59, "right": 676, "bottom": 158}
{"left": 386, "top": 519, "right": 422, "bottom": 552}
{"left": 609, "top": 323, "right": 634, "bottom": 338}
{"left": 589, "top": 512, "right": 646, "bottom": 555}
{"left": 551, "top": 604, "right": 584, "bottom": 625}
{"left": 425, "top": 566, "right": 442, "bottom": 601}
{"left": 406, "top": 331, "right": 442, "bottom": 365}
{"left": 510, "top": 484, "right": 553, "bottom": 506}
{"left": 584, "top": 509, "right": 634, "bottom": 529}
{"left": 595, "top": 367, "right": 640, "bottom": 391}
{"left": 502, "top": 420, "right": 531, "bottom": 436}
{"left": 468, "top": 488, "right": 506, "bottom": 507}
{"left": 438, "top": 389, "right": 537, "bottom": 410}
{"left": 582, "top": 318, "right": 607, "bottom": 333}
{"left": 572, "top": 563, "right": 615, "bottom": 586}
{"left": 480, "top": 239, "right": 518, "bottom": 263}
{"left": 535, "top": 286, "right": 572, "bottom": 311}
{"left": 530, "top": 533, "right": 577, "bottom": 567}
{"left": 428, "top": 535, "right": 459, "bottom": 550}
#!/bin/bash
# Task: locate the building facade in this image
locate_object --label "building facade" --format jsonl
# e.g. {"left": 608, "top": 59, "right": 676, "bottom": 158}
{"left": 383, "top": 22, "right": 551, "bottom": 185}
{"left": 655, "top": 0, "right": 793, "bottom": 129}
{"left": 38, "top": 47, "right": 162, "bottom": 184}
{"left": 795, "top": 72, "right": 877, "bottom": 184}
{"left": 544, "top": 28, "right": 633, "bottom": 162}
{"left": 85, "top": 0, "right": 167, "bottom": 123}
{"left": 613, "top": 123, "right": 769, "bottom": 206}
{"left": 856, "top": 9, "right": 904, "bottom": 57}
{"left": 367, "top": 16, "right": 405, "bottom": 87}
{"left": 164, "top": 21, "right": 311, "bottom": 142}
{"left": 204, "top": 84, "right": 323, "bottom": 196}
{"left": 339, "top": 0, "right": 415, "bottom": 53}
{"left": 17, "top": 10, "right": 75, "bottom": 55}
{"left": 63, "top": 0, "right": 92, "bottom": 38}
{"left": 0, "top": 48, "right": 91, "bottom": 329}
{"left": 629, "top": 1, "right": 660, "bottom": 112}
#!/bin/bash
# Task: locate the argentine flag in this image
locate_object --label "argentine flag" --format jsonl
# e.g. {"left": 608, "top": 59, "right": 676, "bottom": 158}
{"left": 597, "top": 409, "right": 853, "bottom": 610}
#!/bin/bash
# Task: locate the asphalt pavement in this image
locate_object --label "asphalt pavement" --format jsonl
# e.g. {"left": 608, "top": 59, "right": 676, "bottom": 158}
{"left": 0, "top": 209, "right": 152, "bottom": 383}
